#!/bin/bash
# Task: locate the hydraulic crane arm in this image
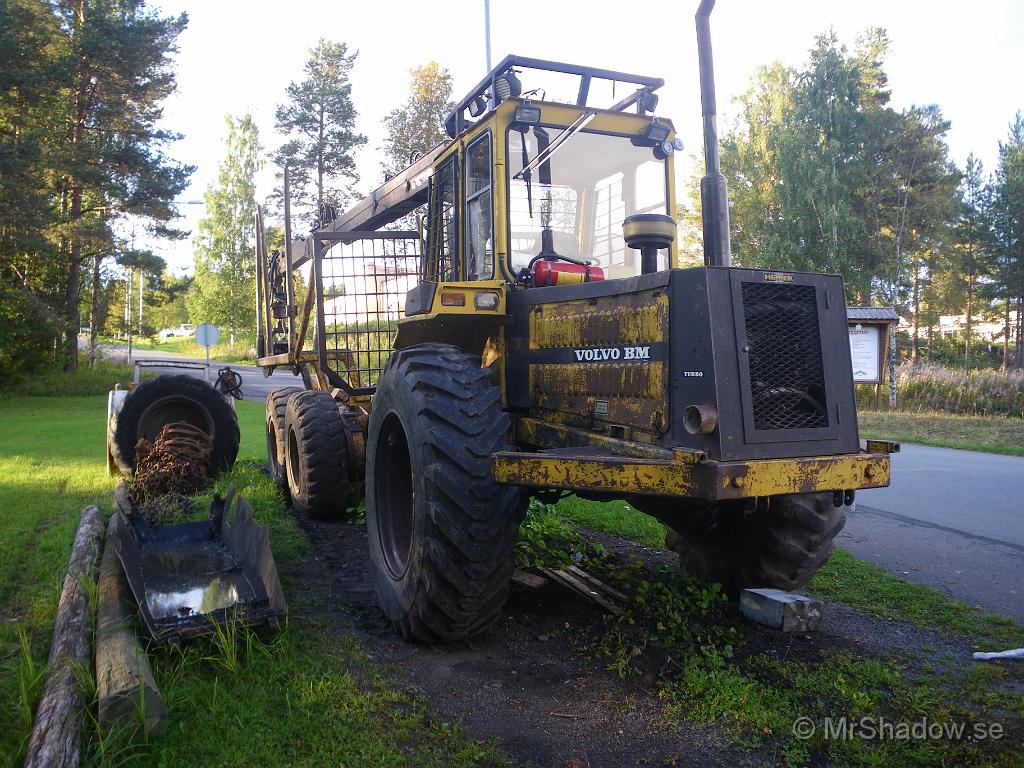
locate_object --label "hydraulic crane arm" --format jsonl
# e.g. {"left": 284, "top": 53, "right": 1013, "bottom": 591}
{"left": 289, "top": 142, "right": 446, "bottom": 268}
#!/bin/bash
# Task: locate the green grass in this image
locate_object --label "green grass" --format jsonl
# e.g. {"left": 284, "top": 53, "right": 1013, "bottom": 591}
{"left": 0, "top": 395, "right": 115, "bottom": 764}
{"left": 810, "top": 548, "right": 1024, "bottom": 648}
{"left": 556, "top": 493, "right": 1024, "bottom": 646}
{"left": 0, "top": 360, "right": 137, "bottom": 397}
{"left": 541, "top": 498, "right": 1024, "bottom": 767}
{"left": 0, "top": 392, "right": 508, "bottom": 767}
{"left": 555, "top": 495, "right": 666, "bottom": 549}
{"left": 859, "top": 409, "right": 1024, "bottom": 456}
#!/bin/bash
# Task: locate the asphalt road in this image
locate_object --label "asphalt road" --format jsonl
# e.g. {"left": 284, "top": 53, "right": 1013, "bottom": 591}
{"left": 846, "top": 445, "right": 1024, "bottom": 622}
{"left": 99, "top": 344, "right": 1024, "bottom": 620}
{"left": 99, "top": 344, "right": 302, "bottom": 402}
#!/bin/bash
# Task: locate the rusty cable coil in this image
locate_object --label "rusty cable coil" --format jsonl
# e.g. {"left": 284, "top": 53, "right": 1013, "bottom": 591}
{"left": 130, "top": 422, "right": 214, "bottom": 507}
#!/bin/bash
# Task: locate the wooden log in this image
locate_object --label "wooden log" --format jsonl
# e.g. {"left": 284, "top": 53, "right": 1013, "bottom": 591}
{"left": 95, "top": 512, "right": 167, "bottom": 736}
{"left": 24, "top": 505, "right": 104, "bottom": 768}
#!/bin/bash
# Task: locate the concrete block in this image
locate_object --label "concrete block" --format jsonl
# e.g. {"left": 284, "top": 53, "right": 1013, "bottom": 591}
{"left": 740, "top": 588, "right": 823, "bottom": 632}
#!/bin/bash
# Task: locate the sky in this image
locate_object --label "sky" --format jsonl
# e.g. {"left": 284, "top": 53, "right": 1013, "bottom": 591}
{"left": 144, "top": 0, "right": 1024, "bottom": 274}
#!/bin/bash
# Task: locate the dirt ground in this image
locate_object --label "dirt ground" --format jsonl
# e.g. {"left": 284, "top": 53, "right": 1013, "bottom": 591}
{"left": 284, "top": 515, "right": 982, "bottom": 768}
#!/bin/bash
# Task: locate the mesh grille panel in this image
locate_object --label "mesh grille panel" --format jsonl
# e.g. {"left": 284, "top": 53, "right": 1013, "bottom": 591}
{"left": 741, "top": 282, "right": 829, "bottom": 431}
{"left": 319, "top": 236, "right": 420, "bottom": 387}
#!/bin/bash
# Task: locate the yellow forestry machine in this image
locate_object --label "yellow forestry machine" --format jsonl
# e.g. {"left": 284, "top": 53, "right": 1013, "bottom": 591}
{"left": 254, "top": 0, "right": 894, "bottom": 642}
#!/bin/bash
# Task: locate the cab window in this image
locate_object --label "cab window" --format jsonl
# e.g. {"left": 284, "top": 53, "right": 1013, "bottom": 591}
{"left": 425, "top": 154, "right": 458, "bottom": 282}
{"left": 464, "top": 133, "right": 493, "bottom": 280}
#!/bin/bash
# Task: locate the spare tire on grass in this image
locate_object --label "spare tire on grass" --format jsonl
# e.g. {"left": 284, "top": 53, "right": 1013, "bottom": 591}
{"left": 108, "top": 374, "right": 240, "bottom": 479}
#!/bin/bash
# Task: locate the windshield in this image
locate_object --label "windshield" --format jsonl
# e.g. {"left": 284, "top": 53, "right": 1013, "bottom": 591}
{"left": 508, "top": 126, "right": 669, "bottom": 278}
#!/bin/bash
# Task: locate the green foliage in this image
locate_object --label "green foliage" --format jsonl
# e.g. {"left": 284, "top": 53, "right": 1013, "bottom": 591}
{"left": 0, "top": 0, "right": 192, "bottom": 374}
{"left": 708, "top": 28, "right": 960, "bottom": 312}
{"left": 587, "top": 555, "right": 737, "bottom": 679}
{"left": 187, "top": 114, "right": 261, "bottom": 341}
{"left": 144, "top": 269, "right": 190, "bottom": 334}
{"left": 514, "top": 497, "right": 589, "bottom": 569}
{"left": 989, "top": 113, "right": 1024, "bottom": 370}
{"left": 864, "top": 363, "right": 1024, "bottom": 417}
{"left": 274, "top": 39, "right": 367, "bottom": 228}
{"left": 380, "top": 61, "right": 455, "bottom": 179}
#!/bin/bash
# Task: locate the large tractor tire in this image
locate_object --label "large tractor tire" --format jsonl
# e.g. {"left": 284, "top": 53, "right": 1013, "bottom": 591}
{"left": 265, "top": 387, "right": 302, "bottom": 489}
{"left": 657, "top": 493, "right": 845, "bottom": 595}
{"left": 108, "top": 374, "right": 239, "bottom": 479}
{"left": 284, "top": 389, "right": 351, "bottom": 518}
{"left": 365, "top": 343, "right": 522, "bottom": 643}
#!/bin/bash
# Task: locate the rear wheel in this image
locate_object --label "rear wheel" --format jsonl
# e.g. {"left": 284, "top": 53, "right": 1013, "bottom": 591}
{"left": 647, "top": 493, "right": 845, "bottom": 594}
{"left": 366, "top": 343, "right": 522, "bottom": 642}
{"left": 265, "top": 387, "right": 302, "bottom": 488}
{"left": 284, "top": 390, "right": 351, "bottom": 518}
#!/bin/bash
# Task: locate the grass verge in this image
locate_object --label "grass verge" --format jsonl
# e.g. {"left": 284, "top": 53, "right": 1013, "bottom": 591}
{"left": 534, "top": 499, "right": 1023, "bottom": 767}
{"left": 810, "top": 548, "right": 1024, "bottom": 648}
{"left": 0, "top": 360, "right": 136, "bottom": 397}
{"left": 0, "top": 394, "right": 508, "bottom": 767}
{"left": 859, "top": 409, "right": 1024, "bottom": 456}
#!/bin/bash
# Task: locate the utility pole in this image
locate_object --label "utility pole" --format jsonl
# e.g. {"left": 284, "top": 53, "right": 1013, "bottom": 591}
{"left": 126, "top": 266, "right": 134, "bottom": 366}
{"left": 138, "top": 268, "right": 144, "bottom": 337}
{"left": 484, "top": 0, "right": 491, "bottom": 71}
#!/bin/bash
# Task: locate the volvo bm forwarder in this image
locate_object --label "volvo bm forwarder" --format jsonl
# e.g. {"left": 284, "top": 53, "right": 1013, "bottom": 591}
{"left": 254, "top": 0, "right": 894, "bottom": 641}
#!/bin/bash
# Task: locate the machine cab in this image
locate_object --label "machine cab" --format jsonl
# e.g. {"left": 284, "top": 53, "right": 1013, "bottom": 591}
{"left": 422, "top": 58, "right": 680, "bottom": 291}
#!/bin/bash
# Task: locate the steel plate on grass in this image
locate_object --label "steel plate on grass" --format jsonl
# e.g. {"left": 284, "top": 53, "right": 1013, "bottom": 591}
{"left": 111, "top": 484, "right": 286, "bottom": 643}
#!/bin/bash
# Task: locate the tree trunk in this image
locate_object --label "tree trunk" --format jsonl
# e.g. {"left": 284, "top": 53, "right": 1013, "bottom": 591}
{"left": 63, "top": 0, "right": 90, "bottom": 374}
{"left": 964, "top": 271, "right": 973, "bottom": 369}
{"left": 1003, "top": 298, "right": 1011, "bottom": 370}
{"left": 1011, "top": 294, "right": 1019, "bottom": 370}
{"left": 89, "top": 254, "right": 101, "bottom": 368}
{"left": 23, "top": 506, "right": 104, "bottom": 768}
{"left": 911, "top": 257, "right": 921, "bottom": 363}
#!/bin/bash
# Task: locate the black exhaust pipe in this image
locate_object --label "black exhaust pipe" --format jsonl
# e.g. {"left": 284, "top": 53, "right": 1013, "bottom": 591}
{"left": 696, "top": 0, "right": 731, "bottom": 268}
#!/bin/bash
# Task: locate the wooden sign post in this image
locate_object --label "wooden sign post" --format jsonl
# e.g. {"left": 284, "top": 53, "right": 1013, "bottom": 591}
{"left": 846, "top": 307, "right": 899, "bottom": 409}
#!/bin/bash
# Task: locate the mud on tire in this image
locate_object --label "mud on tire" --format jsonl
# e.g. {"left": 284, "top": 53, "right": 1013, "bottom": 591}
{"left": 366, "top": 343, "right": 522, "bottom": 643}
{"left": 657, "top": 493, "right": 845, "bottom": 594}
{"left": 284, "top": 390, "right": 352, "bottom": 519}
{"left": 108, "top": 374, "right": 240, "bottom": 479}
{"left": 266, "top": 387, "right": 302, "bottom": 488}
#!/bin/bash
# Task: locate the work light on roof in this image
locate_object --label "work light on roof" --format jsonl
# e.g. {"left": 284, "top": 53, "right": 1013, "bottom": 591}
{"left": 495, "top": 71, "right": 522, "bottom": 101}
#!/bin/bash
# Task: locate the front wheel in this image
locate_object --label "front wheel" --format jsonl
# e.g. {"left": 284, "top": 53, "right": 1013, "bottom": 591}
{"left": 365, "top": 344, "right": 522, "bottom": 642}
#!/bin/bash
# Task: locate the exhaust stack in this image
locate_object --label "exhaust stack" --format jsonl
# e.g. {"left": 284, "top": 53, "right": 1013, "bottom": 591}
{"left": 696, "top": 0, "right": 731, "bottom": 267}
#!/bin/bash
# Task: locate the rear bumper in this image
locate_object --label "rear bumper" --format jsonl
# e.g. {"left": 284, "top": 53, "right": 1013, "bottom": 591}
{"left": 491, "top": 448, "right": 891, "bottom": 500}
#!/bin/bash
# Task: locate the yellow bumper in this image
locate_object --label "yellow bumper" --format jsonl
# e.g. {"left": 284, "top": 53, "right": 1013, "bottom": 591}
{"left": 491, "top": 450, "right": 891, "bottom": 500}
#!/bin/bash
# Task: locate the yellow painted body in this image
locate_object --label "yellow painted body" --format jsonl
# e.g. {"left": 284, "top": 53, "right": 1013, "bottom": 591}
{"left": 491, "top": 449, "right": 891, "bottom": 501}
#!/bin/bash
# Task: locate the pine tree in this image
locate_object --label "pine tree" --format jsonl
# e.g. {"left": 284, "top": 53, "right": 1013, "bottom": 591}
{"left": 989, "top": 113, "right": 1024, "bottom": 369}
{"left": 187, "top": 114, "right": 262, "bottom": 343}
{"left": 952, "top": 155, "right": 994, "bottom": 367}
{"left": 53, "top": 0, "right": 192, "bottom": 372}
{"left": 274, "top": 39, "right": 366, "bottom": 230}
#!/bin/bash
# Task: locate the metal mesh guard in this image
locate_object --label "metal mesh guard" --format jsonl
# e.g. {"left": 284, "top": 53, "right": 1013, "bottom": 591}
{"left": 319, "top": 235, "right": 420, "bottom": 388}
{"left": 741, "top": 282, "right": 830, "bottom": 431}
